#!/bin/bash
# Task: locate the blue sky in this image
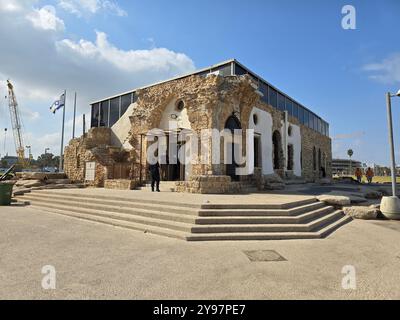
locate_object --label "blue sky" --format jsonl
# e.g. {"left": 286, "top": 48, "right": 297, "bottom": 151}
{"left": 0, "top": 0, "right": 399, "bottom": 165}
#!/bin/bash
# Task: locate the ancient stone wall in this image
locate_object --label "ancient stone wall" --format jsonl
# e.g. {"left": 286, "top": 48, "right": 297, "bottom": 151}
{"left": 64, "top": 72, "right": 332, "bottom": 191}
{"left": 64, "top": 127, "right": 115, "bottom": 187}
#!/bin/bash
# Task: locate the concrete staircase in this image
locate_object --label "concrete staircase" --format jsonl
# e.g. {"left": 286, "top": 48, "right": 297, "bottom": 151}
{"left": 17, "top": 190, "right": 352, "bottom": 241}
{"left": 135, "top": 181, "right": 177, "bottom": 192}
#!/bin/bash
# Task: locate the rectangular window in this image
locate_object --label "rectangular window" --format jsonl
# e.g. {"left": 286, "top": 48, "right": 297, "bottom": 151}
{"left": 278, "top": 93, "right": 285, "bottom": 111}
{"left": 314, "top": 116, "right": 318, "bottom": 132}
{"left": 234, "top": 63, "right": 247, "bottom": 76}
{"left": 212, "top": 63, "right": 232, "bottom": 76}
{"left": 109, "top": 97, "right": 120, "bottom": 127}
{"left": 308, "top": 112, "right": 314, "bottom": 129}
{"left": 298, "top": 106, "right": 304, "bottom": 124}
{"left": 90, "top": 103, "right": 100, "bottom": 128}
{"left": 268, "top": 87, "right": 277, "bottom": 108}
{"left": 99, "top": 100, "right": 109, "bottom": 127}
{"left": 260, "top": 82, "right": 268, "bottom": 104}
{"left": 120, "top": 93, "right": 132, "bottom": 117}
{"left": 285, "top": 98, "right": 293, "bottom": 116}
{"left": 292, "top": 102, "right": 299, "bottom": 119}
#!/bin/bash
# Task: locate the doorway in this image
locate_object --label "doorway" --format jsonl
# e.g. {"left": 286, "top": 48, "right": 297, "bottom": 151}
{"left": 225, "top": 115, "right": 241, "bottom": 181}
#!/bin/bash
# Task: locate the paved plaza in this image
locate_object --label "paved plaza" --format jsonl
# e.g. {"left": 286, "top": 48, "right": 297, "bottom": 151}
{"left": 1, "top": 202, "right": 399, "bottom": 299}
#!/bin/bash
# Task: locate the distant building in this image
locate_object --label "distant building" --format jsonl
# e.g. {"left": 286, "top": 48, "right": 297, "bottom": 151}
{"left": 332, "top": 158, "right": 362, "bottom": 175}
{"left": 0, "top": 155, "right": 19, "bottom": 167}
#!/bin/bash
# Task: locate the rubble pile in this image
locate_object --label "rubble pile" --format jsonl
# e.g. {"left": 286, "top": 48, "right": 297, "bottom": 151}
{"left": 12, "top": 172, "right": 84, "bottom": 196}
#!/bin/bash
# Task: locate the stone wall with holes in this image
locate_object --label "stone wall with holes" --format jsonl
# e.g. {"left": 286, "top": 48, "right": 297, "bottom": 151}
{"left": 64, "top": 73, "right": 331, "bottom": 192}
{"left": 300, "top": 125, "right": 332, "bottom": 182}
{"left": 64, "top": 127, "right": 115, "bottom": 187}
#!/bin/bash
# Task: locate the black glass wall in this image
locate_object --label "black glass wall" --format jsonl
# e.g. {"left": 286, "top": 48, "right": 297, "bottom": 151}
{"left": 99, "top": 101, "right": 109, "bottom": 127}
{"left": 232, "top": 62, "right": 329, "bottom": 137}
{"left": 109, "top": 97, "right": 120, "bottom": 127}
{"left": 91, "top": 92, "right": 135, "bottom": 128}
{"left": 91, "top": 103, "right": 100, "bottom": 127}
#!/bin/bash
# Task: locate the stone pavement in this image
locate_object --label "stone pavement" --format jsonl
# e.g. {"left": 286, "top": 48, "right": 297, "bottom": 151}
{"left": 1, "top": 204, "right": 400, "bottom": 299}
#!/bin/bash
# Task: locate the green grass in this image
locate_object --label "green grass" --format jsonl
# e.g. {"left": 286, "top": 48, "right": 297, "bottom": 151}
{"left": 347, "top": 175, "right": 400, "bottom": 184}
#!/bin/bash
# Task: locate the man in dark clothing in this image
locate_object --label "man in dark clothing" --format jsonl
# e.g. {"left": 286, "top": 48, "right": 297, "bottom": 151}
{"left": 149, "top": 162, "right": 160, "bottom": 192}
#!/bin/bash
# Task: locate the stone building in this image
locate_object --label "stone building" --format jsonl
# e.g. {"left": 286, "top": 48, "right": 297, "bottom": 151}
{"left": 64, "top": 59, "right": 332, "bottom": 193}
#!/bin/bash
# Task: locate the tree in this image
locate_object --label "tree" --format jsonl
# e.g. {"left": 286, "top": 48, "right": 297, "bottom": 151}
{"left": 0, "top": 159, "right": 8, "bottom": 168}
{"left": 36, "top": 153, "right": 59, "bottom": 169}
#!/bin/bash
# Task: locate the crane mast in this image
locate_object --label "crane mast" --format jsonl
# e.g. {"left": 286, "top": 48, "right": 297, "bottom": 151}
{"left": 6, "top": 80, "right": 25, "bottom": 164}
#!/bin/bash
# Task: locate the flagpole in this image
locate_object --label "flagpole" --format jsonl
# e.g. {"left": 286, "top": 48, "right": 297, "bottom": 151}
{"left": 59, "top": 90, "right": 66, "bottom": 172}
{"left": 72, "top": 92, "right": 77, "bottom": 139}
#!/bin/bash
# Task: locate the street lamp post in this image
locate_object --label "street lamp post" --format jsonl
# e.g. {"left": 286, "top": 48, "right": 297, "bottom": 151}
{"left": 380, "top": 90, "right": 400, "bottom": 220}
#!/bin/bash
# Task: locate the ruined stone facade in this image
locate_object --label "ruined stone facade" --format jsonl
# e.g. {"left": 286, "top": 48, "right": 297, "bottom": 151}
{"left": 64, "top": 60, "right": 332, "bottom": 192}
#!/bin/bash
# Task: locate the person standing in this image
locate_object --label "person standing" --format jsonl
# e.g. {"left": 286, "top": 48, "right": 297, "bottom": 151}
{"left": 355, "top": 167, "right": 362, "bottom": 183}
{"left": 149, "top": 162, "right": 160, "bottom": 192}
{"left": 366, "top": 167, "right": 374, "bottom": 184}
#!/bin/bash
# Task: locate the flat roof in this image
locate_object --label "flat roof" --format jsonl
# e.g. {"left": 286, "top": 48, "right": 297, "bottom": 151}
{"left": 90, "top": 58, "right": 327, "bottom": 123}
{"left": 90, "top": 59, "right": 236, "bottom": 104}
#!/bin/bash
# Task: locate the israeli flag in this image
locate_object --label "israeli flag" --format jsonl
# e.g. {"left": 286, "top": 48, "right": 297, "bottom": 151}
{"left": 50, "top": 93, "right": 65, "bottom": 114}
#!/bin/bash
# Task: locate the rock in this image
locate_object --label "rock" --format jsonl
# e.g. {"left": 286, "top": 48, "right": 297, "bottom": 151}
{"left": 317, "top": 195, "right": 351, "bottom": 206}
{"left": 369, "top": 204, "right": 380, "bottom": 209}
{"left": 377, "top": 188, "right": 390, "bottom": 196}
{"left": 344, "top": 206, "right": 379, "bottom": 220}
{"left": 319, "top": 178, "right": 332, "bottom": 185}
{"left": 364, "top": 190, "right": 383, "bottom": 199}
{"left": 15, "top": 179, "right": 43, "bottom": 188}
{"left": 347, "top": 194, "right": 368, "bottom": 204}
{"left": 265, "top": 182, "right": 285, "bottom": 190}
{"left": 15, "top": 172, "right": 66, "bottom": 181}
{"left": 45, "top": 179, "right": 71, "bottom": 185}
{"left": 263, "top": 173, "right": 283, "bottom": 183}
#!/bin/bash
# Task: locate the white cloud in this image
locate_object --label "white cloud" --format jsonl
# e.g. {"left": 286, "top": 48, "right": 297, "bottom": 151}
{"left": 57, "top": 31, "right": 195, "bottom": 74}
{"left": 26, "top": 5, "right": 65, "bottom": 31}
{"left": 0, "top": 2, "right": 195, "bottom": 157}
{"left": 58, "top": 0, "right": 126, "bottom": 17}
{"left": 363, "top": 53, "right": 400, "bottom": 84}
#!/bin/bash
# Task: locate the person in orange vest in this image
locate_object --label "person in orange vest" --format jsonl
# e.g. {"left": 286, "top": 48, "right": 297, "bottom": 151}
{"left": 366, "top": 167, "right": 374, "bottom": 184}
{"left": 355, "top": 167, "right": 362, "bottom": 183}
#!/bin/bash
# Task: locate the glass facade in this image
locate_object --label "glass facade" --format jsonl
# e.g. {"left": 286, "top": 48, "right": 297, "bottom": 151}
{"left": 268, "top": 87, "right": 278, "bottom": 108}
{"left": 277, "top": 93, "right": 285, "bottom": 111}
{"left": 91, "top": 103, "right": 100, "bottom": 127}
{"left": 99, "top": 101, "right": 109, "bottom": 127}
{"left": 90, "top": 60, "right": 329, "bottom": 137}
{"left": 120, "top": 93, "right": 132, "bottom": 117}
{"left": 109, "top": 97, "right": 120, "bottom": 127}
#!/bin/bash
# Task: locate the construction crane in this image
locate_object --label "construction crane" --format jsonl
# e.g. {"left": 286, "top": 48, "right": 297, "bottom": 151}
{"left": 6, "top": 80, "right": 28, "bottom": 166}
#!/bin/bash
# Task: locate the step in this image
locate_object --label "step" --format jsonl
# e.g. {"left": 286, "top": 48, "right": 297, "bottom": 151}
{"left": 185, "top": 216, "right": 351, "bottom": 241}
{"left": 195, "top": 205, "right": 333, "bottom": 224}
{"left": 198, "top": 201, "right": 325, "bottom": 216}
{"left": 29, "top": 205, "right": 190, "bottom": 240}
{"left": 189, "top": 210, "right": 343, "bottom": 233}
{"left": 27, "top": 200, "right": 194, "bottom": 233}
{"left": 20, "top": 192, "right": 199, "bottom": 216}
{"left": 21, "top": 190, "right": 200, "bottom": 209}
{"left": 200, "top": 197, "right": 316, "bottom": 210}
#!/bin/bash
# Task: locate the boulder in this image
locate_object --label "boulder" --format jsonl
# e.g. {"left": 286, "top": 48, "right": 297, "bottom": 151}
{"left": 15, "top": 179, "right": 43, "bottom": 188}
{"left": 317, "top": 195, "right": 351, "bottom": 206}
{"left": 347, "top": 194, "right": 368, "bottom": 204}
{"left": 319, "top": 178, "right": 332, "bottom": 185}
{"left": 364, "top": 190, "right": 383, "bottom": 199}
{"left": 263, "top": 173, "right": 283, "bottom": 184}
{"left": 45, "top": 179, "right": 71, "bottom": 185}
{"left": 344, "top": 206, "right": 379, "bottom": 220}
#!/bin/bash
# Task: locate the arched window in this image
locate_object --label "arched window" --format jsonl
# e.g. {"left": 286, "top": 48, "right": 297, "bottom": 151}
{"left": 272, "top": 130, "right": 282, "bottom": 170}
